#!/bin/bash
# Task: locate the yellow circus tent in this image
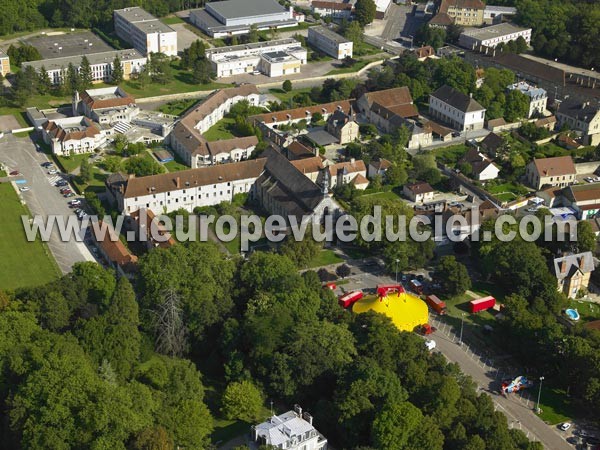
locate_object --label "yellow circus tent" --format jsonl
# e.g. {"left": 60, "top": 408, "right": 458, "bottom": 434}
{"left": 352, "top": 292, "right": 429, "bottom": 332}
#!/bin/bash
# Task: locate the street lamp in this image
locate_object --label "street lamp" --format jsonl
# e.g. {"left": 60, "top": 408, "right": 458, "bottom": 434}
{"left": 459, "top": 313, "right": 466, "bottom": 345}
{"left": 535, "top": 376, "right": 545, "bottom": 414}
{"left": 395, "top": 259, "right": 400, "bottom": 283}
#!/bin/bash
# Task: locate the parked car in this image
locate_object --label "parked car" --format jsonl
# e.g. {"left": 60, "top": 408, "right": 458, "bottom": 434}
{"left": 9, "top": 170, "right": 20, "bottom": 176}
{"left": 41, "top": 162, "right": 53, "bottom": 168}
{"left": 559, "top": 422, "right": 572, "bottom": 431}
{"left": 60, "top": 187, "right": 71, "bottom": 193}
{"left": 55, "top": 180, "right": 68, "bottom": 187}
{"left": 19, "top": 186, "right": 30, "bottom": 192}
{"left": 68, "top": 199, "right": 81, "bottom": 206}
{"left": 584, "top": 177, "right": 594, "bottom": 183}
{"left": 64, "top": 192, "right": 75, "bottom": 198}
{"left": 48, "top": 169, "right": 58, "bottom": 175}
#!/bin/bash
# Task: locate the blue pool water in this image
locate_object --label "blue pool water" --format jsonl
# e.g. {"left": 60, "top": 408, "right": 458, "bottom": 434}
{"left": 565, "top": 309, "right": 580, "bottom": 321}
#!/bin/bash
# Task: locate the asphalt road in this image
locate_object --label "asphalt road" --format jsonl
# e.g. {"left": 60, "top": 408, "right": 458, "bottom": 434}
{"left": 314, "top": 257, "right": 572, "bottom": 450}
{"left": 428, "top": 315, "right": 573, "bottom": 450}
{"left": 0, "top": 134, "right": 94, "bottom": 274}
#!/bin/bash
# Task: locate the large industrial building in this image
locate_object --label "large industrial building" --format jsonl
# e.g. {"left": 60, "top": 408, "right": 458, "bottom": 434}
{"left": 114, "top": 7, "right": 178, "bottom": 56}
{"left": 458, "top": 23, "right": 532, "bottom": 49}
{"left": 206, "top": 39, "right": 307, "bottom": 78}
{"left": 307, "top": 26, "right": 353, "bottom": 60}
{"left": 190, "top": 0, "right": 299, "bottom": 37}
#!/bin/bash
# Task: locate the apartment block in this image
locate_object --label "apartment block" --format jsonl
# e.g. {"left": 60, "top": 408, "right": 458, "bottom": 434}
{"left": 114, "top": 7, "right": 177, "bottom": 56}
{"left": 308, "top": 26, "right": 353, "bottom": 60}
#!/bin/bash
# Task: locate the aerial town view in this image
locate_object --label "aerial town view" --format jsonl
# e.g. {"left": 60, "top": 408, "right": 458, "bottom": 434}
{"left": 1, "top": 0, "right": 599, "bottom": 448}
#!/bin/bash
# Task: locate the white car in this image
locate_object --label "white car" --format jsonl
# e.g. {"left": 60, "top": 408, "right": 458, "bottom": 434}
{"left": 559, "top": 422, "right": 572, "bottom": 431}
{"left": 19, "top": 186, "right": 30, "bottom": 192}
{"left": 425, "top": 340, "right": 436, "bottom": 351}
{"left": 584, "top": 177, "right": 594, "bottom": 183}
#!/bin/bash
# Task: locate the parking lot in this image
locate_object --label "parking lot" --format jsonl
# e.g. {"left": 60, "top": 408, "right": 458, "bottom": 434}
{"left": 0, "top": 133, "right": 95, "bottom": 273}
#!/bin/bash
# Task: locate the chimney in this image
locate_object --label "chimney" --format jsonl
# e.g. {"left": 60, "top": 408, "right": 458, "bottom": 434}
{"left": 294, "top": 404, "right": 302, "bottom": 417}
{"left": 560, "top": 260, "right": 567, "bottom": 274}
{"left": 176, "top": 177, "right": 181, "bottom": 189}
{"left": 579, "top": 255, "right": 586, "bottom": 268}
{"left": 303, "top": 412, "right": 313, "bottom": 425}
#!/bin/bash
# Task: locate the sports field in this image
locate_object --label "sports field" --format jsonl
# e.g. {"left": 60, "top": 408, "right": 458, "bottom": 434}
{"left": 353, "top": 292, "right": 429, "bottom": 331}
{"left": 0, "top": 183, "right": 59, "bottom": 290}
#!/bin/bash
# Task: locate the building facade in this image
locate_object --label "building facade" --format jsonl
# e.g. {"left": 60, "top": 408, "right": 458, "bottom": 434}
{"left": 404, "top": 182, "right": 435, "bottom": 203}
{"left": 556, "top": 100, "right": 600, "bottom": 146}
{"left": 308, "top": 26, "right": 353, "bottom": 60}
{"left": 326, "top": 109, "right": 359, "bottom": 144}
{"left": 429, "top": 85, "right": 486, "bottom": 131}
{"left": 0, "top": 49, "right": 9, "bottom": 76}
{"left": 41, "top": 116, "right": 107, "bottom": 156}
{"left": 114, "top": 7, "right": 177, "bottom": 56}
{"left": 434, "top": 0, "right": 485, "bottom": 27}
{"left": 507, "top": 81, "right": 547, "bottom": 118}
{"left": 206, "top": 39, "right": 306, "bottom": 78}
{"left": 553, "top": 252, "right": 594, "bottom": 298}
{"left": 525, "top": 156, "right": 576, "bottom": 190}
{"left": 458, "top": 23, "right": 532, "bottom": 49}
{"left": 251, "top": 406, "right": 327, "bottom": 450}
{"left": 311, "top": 1, "right": 354, "bottom": 19}
{"left": 22, "top": 49, "right": 146, "bottom": 85}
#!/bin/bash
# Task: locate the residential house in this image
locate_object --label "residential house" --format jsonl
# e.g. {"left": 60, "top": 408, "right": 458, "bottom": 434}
{"left": 507, "top": 81, "right": 547, "bottom": 118}
{"left": 76, "top": 86, "right": 137, "bottom": 124}
{"left": 553, "top": 252, "right": 594, "bottom": 298}
{"left": 535, "top": 116, "right": 557, "bottom": 131}
{"left": 556, "top": 133, "right": 582, "bottom": 150}
{"left": 404, "top": 181, "right": 435, "bottom": 203}
{"left": 556, "top": 99, "right": 600, "bottom": 146}
{"left": 441, "top": 199, "right": 502, "bottom": 242}
{"left": 563, "top": 182, "right": 600, "bottom": 219}
{"left": 525, "top": 156, "right": 576, "bottom": 190}
{"left": 479, "top": 132, "right": 507, "bottom": 158}
{"left": 368, "top": 159, "right": 392, "bottom": 178}
{"left": 411, "top": 45, "right": 437, "bottom": 61}
{"left": 251, "top": 405, "right": 327, "bottom": 450}
{"left": 325, "top": 108, "right": 359, "bottom": 144}
{"left": 0, "top": 49, "right": 9, "bottom": 76}
{"left": 327, "top": 159, "right": 368, "bottom": 190}
{"left": 92, "top": 220, "right": 138, "bottom": 276}
{"left": 458, "top": 147, "right": 500, "bottom": 181}
{"left": 311, "top": 1, "right": 355, "bottom": 19}
{"left": 128, "top": 208, "right": 177, "bottom": 250}
{"left": 536, "top": 186, "right": 563, "bottom": 208}
{"left": 41, "top": 116, "right": 107, "bottom": 156}
{"left": 429, "top": 85, "right": 486, "bottom": 132}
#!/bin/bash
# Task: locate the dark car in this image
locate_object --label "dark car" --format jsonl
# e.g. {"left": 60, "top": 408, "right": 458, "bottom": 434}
{"left": 9, "top": 170, "right": 20, "bottom": 176}
{"left": 55, "top": 180, "right": 68, "bottom": 187}
{"left": 41, "top": 162, "right": 53, "bottom": 168}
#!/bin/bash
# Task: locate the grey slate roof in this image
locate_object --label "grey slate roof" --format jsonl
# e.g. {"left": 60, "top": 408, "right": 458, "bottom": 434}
{"left": 557, "top": 99, "right": 600, "bottom": 124}
{"left": 259, "top": 148, "right": 326, "bottom": 219}
{"left": 431, "top": 85, "right": 485, "bottom": 113}
{"left": 553, "top": 252, "right": 594, "bottom": 280}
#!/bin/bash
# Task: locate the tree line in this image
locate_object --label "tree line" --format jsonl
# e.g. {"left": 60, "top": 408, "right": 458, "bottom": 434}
{"left": 0, "top": 238, "right": 542, "bottom": 449}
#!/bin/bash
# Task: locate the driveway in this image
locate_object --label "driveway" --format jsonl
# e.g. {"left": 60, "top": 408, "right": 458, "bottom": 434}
{"left": 0, "top": 134, "right": 95, "bottom": 274}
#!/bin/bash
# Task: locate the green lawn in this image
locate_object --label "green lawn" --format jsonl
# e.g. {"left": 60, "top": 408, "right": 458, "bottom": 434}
{"left": 537, "top": 387, "right": 576, "bottom": 425}
{"left": 567, "top": 299, "right": 600, "bottom": 322}
{"left": 268, "top": 87, "right": 313, "bottom": 104}
{"left": 55, "top": 153, "right": 90, "bottom": 173}
{"left": 158, "top": 98, "right": 198, "bottom": 116}
{"left": 494, "top": 192, "right": 517, "bottom": 202}
{"left": 326, "top": 60, "right": 369, "bottom": 75}
{"left": 161, "top": 16, "right": 184, "bottom": 24}
{"left": 471, "top": 280, "right": 507, "bottom": 303}
{"left": 0, "top": 183, "right": 59, "bottom": 290}
{"left": 359, "top": 190, "right": 402, "bottom": 201}
{"left": 202, "top": 117, "right": 238, "bottom": 141}
{"left": 486, "top": 182, "right": 529, "bottom": 197}
{"left": 164, "top": 159, "right": 189, "bottom": 172}
{"left": 308, "top": 249, "right": 344, "bottom": 268}
{"left": 433, "top": 144, "right": 468, "bottom": 165}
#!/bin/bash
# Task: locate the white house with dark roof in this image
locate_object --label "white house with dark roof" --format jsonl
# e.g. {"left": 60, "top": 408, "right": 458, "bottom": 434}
{"left": 251, "top": 405, "right": 327, "bottom": 450}
{"left": 458, "top": 147, "right": 500, "bottom": 181}
{"left": 556, "top": 100, "right": 600, "bottom": 146}
{"left": 429, "top": 85, "right": 486, "bottom": 132}
{"left": 553, "top": 252, "right": 594, "bottom": 298}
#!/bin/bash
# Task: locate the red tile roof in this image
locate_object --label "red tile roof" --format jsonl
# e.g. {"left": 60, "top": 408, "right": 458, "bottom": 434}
{"left": 251, "top": 100, "right": 355, "bottom": 124}
{"left": 92, "top": 220, "right": 138, "bottom": 269}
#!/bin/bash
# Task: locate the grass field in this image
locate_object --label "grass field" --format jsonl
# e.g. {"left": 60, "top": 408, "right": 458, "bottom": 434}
{"left": 486, "top": 182, "right": 529, "bottom": 197}
{"left": 567, "top": 298, "right": 600, "bottom": 321}
{"left": 158, "top": 98, "right": 198, "bottom": 116}
{"left": 0, "top": 183, "right": 59, "bottom": 290}
{"left": 161, "top": 16, "right": 184, "bottom": 24}
{"left": 358, "top": 190, "right": 402, "bottom": 201}
{"left": 537, "top": 387, "right": 576, "bottom": 425}
{"left": 202, "top": 117, "right": 238, "bottom": 141}
{"left": 308, "top": 249, "right": 344, "bottom": 268}
{"left": 326, "top": 60, "right": 369, "bottom": 75}
{"left": 433, "top": 144, "right": 468, "bottom": 165}
{"left": 268, "top": 87, "right": 313, "bottom": 104}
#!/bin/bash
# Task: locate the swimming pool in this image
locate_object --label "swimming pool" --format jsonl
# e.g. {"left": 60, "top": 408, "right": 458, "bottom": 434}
{"left": 565, "top": 308, "right": 580, "bottom": 321}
